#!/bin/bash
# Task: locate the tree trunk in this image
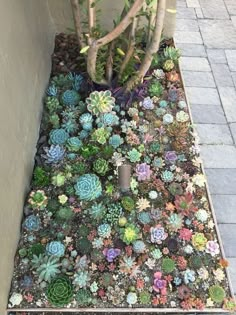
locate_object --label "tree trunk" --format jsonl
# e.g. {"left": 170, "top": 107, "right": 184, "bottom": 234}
{"left": 126, "top": 0, "right": 166, "bottom": 91}
{"left": 70, "top": 0, "right": 85, "bottom": 49}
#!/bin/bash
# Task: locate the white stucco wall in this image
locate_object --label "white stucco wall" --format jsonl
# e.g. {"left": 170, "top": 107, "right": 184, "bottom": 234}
{"left": 0, "top": 0, "right": 55, "bottom": 312}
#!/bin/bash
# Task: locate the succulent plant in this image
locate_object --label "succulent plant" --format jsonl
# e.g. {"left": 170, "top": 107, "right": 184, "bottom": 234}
{"left": 86, "top": 90, "right": 115, "bottom": 116}
{"left": 33, "top": 166, "right": 50, "bottom": 187}
{"left": 100, "top": 112, "right": 119, "bottom": 127}
{"left": 20, "top": 275, "right": 33, "bottom": 290}
{"left": 89, "top": 202, "right": 106, "bottom": 220}
{"left": 61, "top": 119, "right": 78, "bottom": 133}
{"left": 168, "top": 213, "right": 183, "bottom": 232}
{"left": 51, "top": 173, "right": 66, "bottom": 187}
{"left": 71, "top": 161, "right": 88, "bottom": 175}
{"left": 43, "top": 145, "right": 65, "bottom": 164}
{"left": 79, "top": 113, "right": 93, "bottom": 125}
{"left": 61, "top": 90, "right": 80, "bottom": 107}
{"left": 191, "top": 233, "right": 207, "bottom": 251}
{"left": 127, "top": 148, "right": 142, "bottom": 163}
{"left": 99, "top": 272, "right": 115, "bottom": 287}
{"left": 120, "top": 224, "right": 140, "bottom": 245}
{"left": 148, "top": 81, "right": 164, "bottom": 98}
{"left": 209, "top": 285, "right": 226, "bottom": 303}
{"left": 46, "top": 96, "right": 61, "bottom": 113}
{"left": 133, "top": 240, "right": 146, "bottom": 254}
{"left": 46, "top": 241, "right": 65, "bottom": 257}
{"left": 24, "top": 215, "right": 41, "bottom": 231}
{"left": 162, "top": 258, "right": 176, "bottom": 273}
{"left": 76, "top": 289, "right": 92, "bottom": 306}
{"left": 142, "top": 97, "right": 154, "bottom": 110}
{"left": 121, "top": 196, "right": 135, "bottom": 212}
{"left": 105, "top": 203, "right": 123, "bottom": 224}
{"left": 46, "top": 276, "right": 73, "bottom": 306}
{"left": 80, "top": 144, "right": 100, "bottom": 158}
{"left": 163, "top": 46, "right": 181, "bottom": 61}
{"left": 66, "top": 137, "right": 82, "bottom": 152}
{"left": 137, "top": 211, "right": 151, "bottom": 225}
{"left": 98, "top": 223, "right": 112, "bottom": 238}
{"left": 56, "top": 207, "right": 74, "bottom": 221}
{"left": 28, "top": 243, "right": 45, "bottom": 258}
{"left": 36, "top": 255, "right": 60, "bottom": 282}
{"left": 127, "top": 292, "right": 138, "bottom": 306}
{"left": 93, "top": 158, "right": 109, "bottom": 176}
{"left": 28, "top": 190, "right": 48, "bottom": 209}
{"left": 68, "top": 72, "right": 83, "bottom": 91}
{"left": 161, "top": 170, "right": 174, "bottom": 182}
{"left": 74, "top": 174, "right": 102, "bottom": 201}
{"left": 47, "top": 85, "right": 58, "bottom": 96}
{"left": 189, "top": 255, "right": 203, "bottom": 270}
{"left": 49, "top": 113, "right": 60, "bottom": 128}
{"left": 92, "top": 127, "right": 110, "bottom": 145}
{"left": 76, "top": 237, "right": 92, "bottom": 255}
{"left": 139, "top": 291, "right": 151, "bottom": 305}
{"left": 77, "top": 225, "right": 90, "bottom": 238}
{"left": 163, "top": 59, "right": 175, "bottom": 72}
{"left": 49, "top": 129, "right": 69, "bottom": 145}
{"left": 109, "top": 134, "right": 124, "bottom": 148}
{"left": 73, "top": 271, "right": 91, "bottom": 288}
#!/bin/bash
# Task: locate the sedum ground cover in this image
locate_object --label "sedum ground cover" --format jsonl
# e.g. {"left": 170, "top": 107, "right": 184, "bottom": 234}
{"left": 8, "top": 39, "right": 235, "bottom": 312}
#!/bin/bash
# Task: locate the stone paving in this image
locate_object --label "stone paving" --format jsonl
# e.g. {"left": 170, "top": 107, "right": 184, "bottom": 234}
{"left": 175, "top": 0, "right": 236, "bottom": 295}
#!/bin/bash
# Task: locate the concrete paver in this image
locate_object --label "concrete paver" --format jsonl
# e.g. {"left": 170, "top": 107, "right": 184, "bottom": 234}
{"left": 176, "top": 0, "right": 236, "bottom": 293}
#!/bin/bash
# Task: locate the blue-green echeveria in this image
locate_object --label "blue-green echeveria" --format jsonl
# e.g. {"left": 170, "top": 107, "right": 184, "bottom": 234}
{"left": 74, "top": 174, "right": 102, "bottom": 201}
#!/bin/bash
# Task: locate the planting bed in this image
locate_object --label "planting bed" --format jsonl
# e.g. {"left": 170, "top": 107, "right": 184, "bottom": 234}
{"left": 7, "top": 34, "right": 235, "bottom": 313}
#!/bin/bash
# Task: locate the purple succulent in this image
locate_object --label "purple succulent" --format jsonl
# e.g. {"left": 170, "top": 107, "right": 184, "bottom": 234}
{"left": 165, "top": 151, "right": 177, "bottom": 164}
{"left": 103, "top": 248, "right": 121, "bottom": 262}
{"left": 150, "top": 225, "right": 168, "bottom": 244}
{"left": 136, "top": 163, "right": 153, "bottom": 181}
{"left": 142, "top": 97, "right": 154, "bottom": 110}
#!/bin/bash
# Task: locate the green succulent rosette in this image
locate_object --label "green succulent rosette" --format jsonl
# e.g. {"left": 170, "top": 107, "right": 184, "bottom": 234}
{"left": 46, "top": 276, "right": 73, "bottom": 306}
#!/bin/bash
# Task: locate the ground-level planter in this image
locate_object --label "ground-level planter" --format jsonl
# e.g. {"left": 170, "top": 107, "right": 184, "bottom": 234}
{"left": 6, "top": 34, "right": 235, "bottom": 314}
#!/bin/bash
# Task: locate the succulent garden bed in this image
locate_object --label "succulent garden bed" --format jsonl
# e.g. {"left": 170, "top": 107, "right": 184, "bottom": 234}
{"left": 7, "top": 34, "right": 235, "bottom": 314}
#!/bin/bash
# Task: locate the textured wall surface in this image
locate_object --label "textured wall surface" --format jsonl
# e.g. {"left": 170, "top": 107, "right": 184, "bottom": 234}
{"left": 47, "top": 0, "right": 176, "bottom": 37}
{"left": 0, "top": 0, "right": 55, "bottom": 312}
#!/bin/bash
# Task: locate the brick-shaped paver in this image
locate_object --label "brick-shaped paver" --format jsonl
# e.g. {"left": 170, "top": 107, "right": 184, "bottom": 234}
{"left": 177, "top": 1, "right": 187, "bottom": 8}
{"left": 228, "top": 258, "right": 236, "bottom": 294}
{"left": 196, "top": 124, "right": 233, "bottom": 144}
{"left": 186, "top": 87, "right": 221, "bottom": 104}
{"left": 176, "top": 43, "right": 206, "bottom": 57}
{"left": 200, "top": 145, "right": 236, "bottom": 168}
{"left": 231, "top": 16, "right": 236, "bottom": 29}
{"left": 205, "top": 169, "right": 236, "bottom": 194}
{"left": 225, "top": 50, "right": 236, "bottom": 71}
{"left": 231, "top": 72, "right": 236, "bottom": 88}
{"left": 186, "top": 0, "right": 200, "bottom": 7}
{"left": 180, "top": 57, "right": 211, "bottom": 71}
{"left": 207, "top": 49, "right": 227, "bottom": 64}
{"left": 212, "top": 195, "right": 236, "bottom": 224}
{"left": 218, "top": 224, "right": 236, "bottom": 257}
{"left": 176, "top": 7, "right": 197, "bottom": 19}
{"left": 176, "top": 18, "right": 199, "bottom": 31}
{"left": 182, "top": 71, "right": 215, "bottom": 87}
{"left": 229, "top": 122, "right": 236, "bottom": 143}
{"left": 225, "top": 0, "right": 236, "bottom": 15}
{"left": 211, "top": 64, "right": 234, "bottom": 87}
{"left": 199, "top": 20, "right": 236, "bottom": 49}
{"left": 218, "top": 87, "right": 236, "bottom": 122}
{"left": 174, "top": 31, "right": 202, "bottom": 44}
{"left": 190, "top": 104, "right": 226, "bottom": 124}
{"left": 199, "top": 0, "right": 229, "bottom": 19}
{"left": 195, "top": 7, "right": 204, "bottom": 18}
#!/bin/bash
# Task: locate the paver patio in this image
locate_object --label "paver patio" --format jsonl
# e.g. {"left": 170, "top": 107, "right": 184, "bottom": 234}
{"left": 175, "top": 0, "right": 236, "bottom": 295}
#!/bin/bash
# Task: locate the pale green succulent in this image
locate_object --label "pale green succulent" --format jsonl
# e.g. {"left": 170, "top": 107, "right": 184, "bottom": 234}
{"left": 36, "top": 255, "right": 61, "bottom": 282}
{"left": 73, "top": 271, "right": 91, "bottom": 288}
{"left": 86, "top": 90, "right": 115, "bottom": 116}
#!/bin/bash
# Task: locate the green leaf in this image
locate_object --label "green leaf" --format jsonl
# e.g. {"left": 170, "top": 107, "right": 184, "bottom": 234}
{"left": 80, "top": 46, "right": 90, "bottom": 54}
{"left": 124, "top": 0, "right": 131, "bottom": 8}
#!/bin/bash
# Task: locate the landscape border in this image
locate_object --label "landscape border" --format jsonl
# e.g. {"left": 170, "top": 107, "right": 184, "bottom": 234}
{"left": 6, "top": 46, "right": 234, "bottom": 315}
